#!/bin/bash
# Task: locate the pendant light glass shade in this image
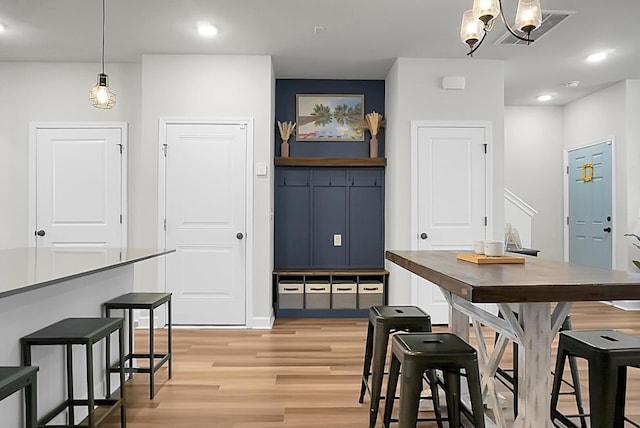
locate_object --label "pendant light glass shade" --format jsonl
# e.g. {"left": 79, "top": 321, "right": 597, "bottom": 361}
{"left": 515, "top": 0, "right": 542, "bottom": 34}
{"left": 89, "top": 73, "right": 116, "bottom": 109}
{"left": 460, "top": 10, "right": 485, "bottom": 47}
{"left": 472, "top": 0, "right": 499, "bottom": 25}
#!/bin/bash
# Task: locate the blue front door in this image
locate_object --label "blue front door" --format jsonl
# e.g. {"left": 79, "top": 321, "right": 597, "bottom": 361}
{"left": 568, "top": 142, "right": 612, "bottom": 269}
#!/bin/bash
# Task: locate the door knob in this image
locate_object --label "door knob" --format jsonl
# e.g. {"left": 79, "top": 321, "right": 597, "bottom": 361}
{"left": 603, "top": 227, "right": 612, "bottom": 233}
{"left": 35, "top": 230, "right": 45, "bottom": 237}
{"left": 236, "top": 232, "right": 244, "bottom": 240}
{"left": 420, "top": 233, "right": 428, "bottom": 240}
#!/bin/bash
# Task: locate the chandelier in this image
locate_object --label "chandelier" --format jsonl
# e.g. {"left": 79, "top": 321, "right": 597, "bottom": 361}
{"left": 89, "top": 0, "right": 116, "bottom": 108}
{"left": 460, "top": 0, "right": 542, "bottom": 56}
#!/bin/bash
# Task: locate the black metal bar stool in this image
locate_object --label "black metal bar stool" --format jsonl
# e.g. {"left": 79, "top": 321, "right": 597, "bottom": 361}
{"left": 104, "top": 292, "right": 172, "bottom": 399}
{"left": 358, "top": 305, "right": 437, "bottom": 428}
{"left": 551, "top": 329, "right": 640, "bottom": 428}
{"left": 384, "top": 332, "right": 485, "bottom": 428}
{"left": 0, "top": 366, "right": 38, "bottom": 428}
{"left": 21, "top": 318, "right": 126, "bottom": 428}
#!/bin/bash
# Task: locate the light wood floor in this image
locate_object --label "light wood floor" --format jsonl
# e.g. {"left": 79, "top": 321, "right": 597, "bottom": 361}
{"left": 103, "top": 301, "right": 640, "bottom": 427}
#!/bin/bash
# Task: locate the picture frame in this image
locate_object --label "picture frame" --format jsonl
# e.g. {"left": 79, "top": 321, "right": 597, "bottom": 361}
{"left": 296, "top": 94, "right": 365, "bottom": 141}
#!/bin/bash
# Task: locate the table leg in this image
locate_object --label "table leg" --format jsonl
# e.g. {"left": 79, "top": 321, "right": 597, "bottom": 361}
{"left": 449, "top": 300, "right": 501, "bottom": 428}
{"left": 513, "top": 302, "right": 553, "bottom": 428}
{"left": 450, "top": 304, "right": 469, "bottom": 341}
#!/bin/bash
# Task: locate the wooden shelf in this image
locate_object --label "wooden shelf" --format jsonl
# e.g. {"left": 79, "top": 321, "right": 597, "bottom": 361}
{"left": 273, "top": 269, "right": 388, "bottom": 276}
{"left": 274, "top": 157, "right": 386, "bottom": 167}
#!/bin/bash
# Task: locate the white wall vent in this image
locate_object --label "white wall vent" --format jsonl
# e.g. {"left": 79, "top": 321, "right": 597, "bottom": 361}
{"left": 496, "top": 11, "right": 573, "bottom": 45}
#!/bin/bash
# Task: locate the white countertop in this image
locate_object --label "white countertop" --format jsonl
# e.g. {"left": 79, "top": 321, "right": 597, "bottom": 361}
{"left": 0, "top": 247, "right": 175, "bottom": 298}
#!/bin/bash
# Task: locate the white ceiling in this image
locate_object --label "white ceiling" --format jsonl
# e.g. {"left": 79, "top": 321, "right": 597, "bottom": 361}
{"left": 1, "top": 0, "right": 638, "bottom": 106}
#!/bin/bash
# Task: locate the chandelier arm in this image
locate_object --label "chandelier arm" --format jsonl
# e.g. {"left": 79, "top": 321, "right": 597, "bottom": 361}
{"left": 467, "top": 30, "right": 488, "bottom": 57}
{"left": 497, "top": 0, "right": 535, "bottom": 43}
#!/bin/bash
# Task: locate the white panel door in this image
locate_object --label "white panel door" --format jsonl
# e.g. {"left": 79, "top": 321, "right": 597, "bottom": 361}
{"left": 164, "top": 123, "right": 247, "bottom": 325}
{"left": 415, "top": 125, "right": 487, "bottom": 324}
{"left": 34, "top": 126, "right": 125, "bottom": 248}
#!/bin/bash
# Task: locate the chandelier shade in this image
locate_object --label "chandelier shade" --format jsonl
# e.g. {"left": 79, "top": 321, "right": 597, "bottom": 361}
{"left": 460, "top": 10, "right": 486, "bottom": 49}
{"left": 472, "top": 0, "right": 500, "bottom": 25}
{"left": 515, "top": 0, "right": 542, "bottom": 33}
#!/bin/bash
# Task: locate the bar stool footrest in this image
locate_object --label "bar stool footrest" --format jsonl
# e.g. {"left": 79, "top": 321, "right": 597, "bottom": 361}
{"left": 38, "top": 398, "right": 123, "bottom": 428}
{"left": 109, "top": 353, "right": 170, "bottom": 374}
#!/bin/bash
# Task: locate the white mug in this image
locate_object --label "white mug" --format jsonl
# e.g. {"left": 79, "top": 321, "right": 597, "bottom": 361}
{"left": 473, "top": 241, "right": 485, "bottom": 254}
{"left": 484, "top": 240, "right": 505, "bottom": 257}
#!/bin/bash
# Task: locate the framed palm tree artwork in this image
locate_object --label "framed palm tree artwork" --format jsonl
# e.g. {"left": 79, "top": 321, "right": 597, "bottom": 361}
{"left": 295, "top": 94, "right": 364, "bottom": 141}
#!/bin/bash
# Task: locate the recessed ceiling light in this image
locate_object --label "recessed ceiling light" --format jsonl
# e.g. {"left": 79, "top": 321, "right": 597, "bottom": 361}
{"left": 0, "top": 23, "right": 6, "bottom": 33}
{"left": 313, "top": 26, "right": 326, "bottom": 34}
{"left": 586, "top": 51, "right": 608, "bottom": 63}
{"left": 197, "top": 23, "right": 218, "bottom": 37}
{"left": 564, "top": 81, "right": 580, "bottom": 88}
{"left": 537, "top": 94, "right": 552, "bottom": 102}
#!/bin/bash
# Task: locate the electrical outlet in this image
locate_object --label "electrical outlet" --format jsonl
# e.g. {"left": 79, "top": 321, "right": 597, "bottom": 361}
{"left": 333, "top": 234, "right": 342, "bottom": 246}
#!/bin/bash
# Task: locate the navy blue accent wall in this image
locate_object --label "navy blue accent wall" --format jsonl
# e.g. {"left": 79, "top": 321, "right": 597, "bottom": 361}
{"left": 275, "top": 79, "right": 385, "bottom": 158}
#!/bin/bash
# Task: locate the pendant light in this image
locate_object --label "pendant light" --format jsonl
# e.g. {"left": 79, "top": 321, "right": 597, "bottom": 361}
{"left": 89, "top": 0, "right": 116, "bottom": 108}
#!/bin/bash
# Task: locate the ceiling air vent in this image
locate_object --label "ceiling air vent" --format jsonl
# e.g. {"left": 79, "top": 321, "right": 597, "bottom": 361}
{"left": 496, "top": 11, "right": 573, "bottom": 45}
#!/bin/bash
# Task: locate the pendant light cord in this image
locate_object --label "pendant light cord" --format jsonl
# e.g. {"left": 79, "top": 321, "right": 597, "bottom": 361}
{"left": 101, "top": 0, "right": 105, "bottom": 74}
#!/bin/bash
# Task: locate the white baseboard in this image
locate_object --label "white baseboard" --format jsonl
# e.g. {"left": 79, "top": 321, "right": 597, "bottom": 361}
{"left": 251, "top": 311, "right": 275, "bottom": 329}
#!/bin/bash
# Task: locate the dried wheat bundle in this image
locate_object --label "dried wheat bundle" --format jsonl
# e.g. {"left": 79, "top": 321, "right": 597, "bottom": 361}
{"left": 364, "top": 112, "right": 384, "bottom": 136}
{"left": 277, "top": 121, "right": 296, "bottom": 141}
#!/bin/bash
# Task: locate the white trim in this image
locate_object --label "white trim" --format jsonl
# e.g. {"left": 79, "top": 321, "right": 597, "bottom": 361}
{"left": 504, "top": 188, "right": 537, "bottom": 217}
{"left": 251, "top": 311, "right": 276, "bottom": 329}
{"left": 563, "top": 149, "right": 569, "bottom": 260}
{"left": 28, "top": 122, "right": 128, "bottom": 248}
{"left": 157, "top": 117, "right": 255, "bottom": 327}
{"left": 563, "top": 138, "right": 616, "bottom": 267}
{"left": 409, "top": 120, "right": 493, "bottom": 305}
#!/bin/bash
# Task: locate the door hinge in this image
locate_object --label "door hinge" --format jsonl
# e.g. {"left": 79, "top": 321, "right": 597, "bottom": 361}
{"left": 162, "top": 144, "right": 168, "bottom": 157}
{"left": 163, "top": 218, "right": 167, "bottom": 231}
{"left": 567, "top": 216, "right": 569, "bottom": 225}
{"left": 566, "top": 165, "right": 569, "bottom": 174}
{"left": 484, "top": 216, "right": 488, "bottom": 226}
{"left": 483, "top": 144, "right": 487, "bottom": 154}
{"left": 117, "top": 143, "right": 123, "bottom": 154}
{"left": 119, "top": 214, "right": 123, "bottom": 224}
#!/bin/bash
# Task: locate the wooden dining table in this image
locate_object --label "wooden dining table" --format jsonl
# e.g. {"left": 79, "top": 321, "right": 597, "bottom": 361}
{"left": 386, "top": 250, "right": 640, "bottom": 428}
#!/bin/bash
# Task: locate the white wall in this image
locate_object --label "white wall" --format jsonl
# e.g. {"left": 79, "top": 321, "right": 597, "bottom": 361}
{"left": 0, "top": 56, "right": 275, "bottom": 326}
{"left": 385, "top": 58, "right": 505, "bottom": 304}
{"left": 625, "top": 80, "right": 640, "bottom": 271}
{"left": 0, "top": 62, "right": 141, "bottom": 249}
{"left": 504, "top": 106, "right": 564, "bottom": 260}
{"left": 139, "top": 55, "right": 275, "bottom": 325}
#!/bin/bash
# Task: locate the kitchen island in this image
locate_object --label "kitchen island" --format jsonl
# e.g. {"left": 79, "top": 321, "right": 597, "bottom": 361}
{"left": 0, "top": 247, "right": 174, "bottom": 427}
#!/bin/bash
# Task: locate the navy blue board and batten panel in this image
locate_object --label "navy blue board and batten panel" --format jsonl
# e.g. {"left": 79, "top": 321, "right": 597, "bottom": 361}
{"left": 312, "top": 169, "right": 348, "bottom": 268}
{"left": 274, "top": 169, "right": 311, "bottom": 268}
{"left": 275, "top": 79, "right": 385, "bottom": 158}
{"left": 274, "top": 167, "right": 384, "bottom": 270}
{"left": 349, "top": 169, "right": 384, "bottom": 268}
